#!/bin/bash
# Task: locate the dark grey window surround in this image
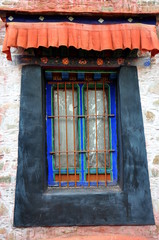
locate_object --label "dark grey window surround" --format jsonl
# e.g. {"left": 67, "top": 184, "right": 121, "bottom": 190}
{"left": 14, "top": 65, "right": 154, "bottom": 226}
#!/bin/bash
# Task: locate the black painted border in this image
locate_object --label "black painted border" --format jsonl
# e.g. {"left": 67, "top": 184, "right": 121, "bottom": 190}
{"left": 14, "top": 65, "right": 154, "bottom": 226}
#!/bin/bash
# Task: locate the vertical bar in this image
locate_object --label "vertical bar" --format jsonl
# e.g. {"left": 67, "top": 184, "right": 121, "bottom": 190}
{"left": 72, "top": 83, "right": 77, "bottom": 187}
{"left": 77, "top": 85, "right": 81, "bottom": 184}
{"left": 46, "top": 83, "right": 54, "bottom": 186}
{"left": 110, "top": 83, "right": 117, "bottom": 183}
{"left": 87, "top": 83, "right": 90, "bottom": 187}
{"left": 82, "top": 83, "right": 87, "bottom": 185}
{"left": 57, "top": 83, "right": 61, "bottom": 187}
{"left": 65, "top": 82, "right": 69, "bottom": 187}
{"left": 107, "top": 87, "right": 111, "bottom": 169}
{"left": 103, "top": 82, "right": 107, "bottom": 186}
{"left": 79, "top": 84, "right": 84, "bottom": 186}
{"left": 52, "top": 88, "right": 55, "bottom": 185}
{"left": 95, "top": 82, "right": 98, "bottom": 187}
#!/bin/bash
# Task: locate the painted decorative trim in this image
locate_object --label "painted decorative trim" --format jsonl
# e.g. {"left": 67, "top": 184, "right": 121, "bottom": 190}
{"left": 6, "top": 15, "right": 156, "bottom": 25}
{"left": 16, "top": 56, "right": 151, "bottom": 68}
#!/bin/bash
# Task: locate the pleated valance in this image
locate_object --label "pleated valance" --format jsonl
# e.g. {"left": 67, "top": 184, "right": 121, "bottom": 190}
{"left": 3, "top": 21, "right": 159, "bottom": 60}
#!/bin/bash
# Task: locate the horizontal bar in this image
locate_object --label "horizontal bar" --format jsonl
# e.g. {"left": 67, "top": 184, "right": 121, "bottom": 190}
{"left": 46, "top": 70, "right": 116, "bottom": 74}
{"left": 48, "top": 114, "right": 115, "bottom": 118}
{"left": 54, "top": 168, "right": 112, "bottom": 174}
{"left": 48, "top": 80, "right": 111, "bottom": 84}
{"left": 50, "top": 149, "right": 115, "bottom": 155}
{"left": 109, "top": 150, "right": 115, "bottom": 153}
{"left": 49, "top": 181, "right": 114, "bottom": 187}
{"left": 85, "top": 168, "right": 112, "bottom": 174}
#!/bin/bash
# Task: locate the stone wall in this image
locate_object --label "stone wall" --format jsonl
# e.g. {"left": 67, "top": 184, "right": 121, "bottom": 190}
{"left": 0, "top": 20, "right": 159, "bottom": 240}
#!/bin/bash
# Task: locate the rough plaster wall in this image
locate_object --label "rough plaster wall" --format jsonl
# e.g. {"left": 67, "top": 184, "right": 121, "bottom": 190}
{"left": 1, "top": 0, "right": 159, "bottom": 13}
{"left": 0, "top": 21, "right": 159, "bottom": 239}
{"left": 138, "top": 60, "right": 159, "bottom": 222}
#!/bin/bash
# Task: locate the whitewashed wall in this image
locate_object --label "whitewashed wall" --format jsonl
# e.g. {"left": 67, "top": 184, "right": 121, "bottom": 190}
{"left": 0, "top": 20, "right": 159, "bottom": 240}
{"left": 138, "top": 60, "right": 159, "bottom": 219}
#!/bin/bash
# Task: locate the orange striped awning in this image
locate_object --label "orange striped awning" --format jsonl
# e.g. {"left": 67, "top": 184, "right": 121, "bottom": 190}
{"left": 3, "top": 22, "right": 159, "bottom": 60}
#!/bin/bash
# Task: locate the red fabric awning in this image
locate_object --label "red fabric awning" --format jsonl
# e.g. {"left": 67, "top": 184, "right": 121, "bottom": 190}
{"left": 3, "top": 22, "right": 159, "bottom": 60}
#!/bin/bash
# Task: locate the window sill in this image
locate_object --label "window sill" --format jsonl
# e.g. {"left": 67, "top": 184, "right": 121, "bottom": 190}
{"left": 45, "top": 185, "right": 121, "bottom": 196}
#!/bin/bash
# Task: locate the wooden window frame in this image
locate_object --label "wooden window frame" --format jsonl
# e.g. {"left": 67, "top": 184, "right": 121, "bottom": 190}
{"left": 14, "top": 65, "right": 154, "bottom": 226}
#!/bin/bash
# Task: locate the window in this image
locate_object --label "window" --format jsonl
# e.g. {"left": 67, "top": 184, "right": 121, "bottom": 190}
{"left": 14, "top": 65, "right": 154, "bottom": 227}
{"left": 46, "top": 72, "right": 117, "bottom": 188}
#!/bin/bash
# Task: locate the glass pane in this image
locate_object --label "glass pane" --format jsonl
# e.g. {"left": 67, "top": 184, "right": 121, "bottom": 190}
{"left": 54, "top": 88, "right": 79, "bottom": 168}
{"left": 85, "top": 87, "right": 110, "bottom": 169}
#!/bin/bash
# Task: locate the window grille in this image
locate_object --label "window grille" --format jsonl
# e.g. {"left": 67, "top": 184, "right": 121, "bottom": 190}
{"left": 46, "top": 72, "right": 117, "bottom": 188}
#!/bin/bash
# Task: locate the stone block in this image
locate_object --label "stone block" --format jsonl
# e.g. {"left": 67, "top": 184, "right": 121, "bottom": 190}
{"left": 0, "top": 176, "right": 11, "bottom": 183}
{"left": 145, "top": 111, "right": 155, "bottom": 121}
{"left": 153, "top": 155, "right": 159, "bottom": 165}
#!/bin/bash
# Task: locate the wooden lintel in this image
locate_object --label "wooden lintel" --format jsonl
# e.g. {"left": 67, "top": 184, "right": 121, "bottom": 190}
{"left": 15, "top": 56, "right": 151, "bottom": 68}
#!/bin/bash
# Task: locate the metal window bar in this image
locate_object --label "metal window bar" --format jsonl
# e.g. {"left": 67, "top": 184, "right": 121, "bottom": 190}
{"left": 106, "top": 86, "right": 111, "bottom": 169}
{"left": 103, "top": 82, "right": 107, "bottom": 186}
{"left": 49, "top": 80, "right": 114, "bottom": 188}
{"left": 95, "top": 82, "right": 99, "bottom": 187}
{"left": 72, "top": 83, "right": 77, "bottom": 187}
{"left": 86, "top": 83, "right": 90, "bottom": 186}
{"left": 57, "top": 83, "right": 61, "bottom": 187}
{"left": 48, "top": 114, "right": 115, "bottom": 118}
{"left": 64, "top": 82, "right": 69, "bottom": 187}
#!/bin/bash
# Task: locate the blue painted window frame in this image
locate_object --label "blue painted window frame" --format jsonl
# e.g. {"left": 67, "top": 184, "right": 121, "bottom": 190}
{"left": 46, "top": 74, "right": 117, "bottom": 187}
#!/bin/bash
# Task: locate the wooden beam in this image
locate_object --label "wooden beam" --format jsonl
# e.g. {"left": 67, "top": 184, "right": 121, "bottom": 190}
{"left": 15, "top": 56, "right": 151, "bottom": 68}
